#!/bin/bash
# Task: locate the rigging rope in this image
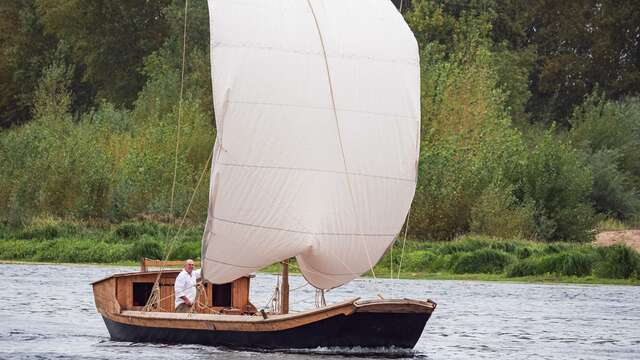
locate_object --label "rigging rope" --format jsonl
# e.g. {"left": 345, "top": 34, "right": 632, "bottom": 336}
{"left": 143, "top": 147, "right": 214, "bottom": 311}
{"left": 396, "top": 205, "right": 412, "bottom": 281}
{"left": 169, "top": 0, "right": 190, "bottom": 220}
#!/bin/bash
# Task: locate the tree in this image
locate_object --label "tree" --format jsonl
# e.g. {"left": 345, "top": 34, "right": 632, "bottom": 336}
{"left": 0, "top": 1, "right": 56, "bottom": 128}
{"left": 36, "top": 0, "right": 172, "bottom": 107}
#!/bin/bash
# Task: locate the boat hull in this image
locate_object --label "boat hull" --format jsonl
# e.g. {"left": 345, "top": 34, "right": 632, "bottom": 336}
{"left": 103, "top": 310, "right": 431, "bottom": 349}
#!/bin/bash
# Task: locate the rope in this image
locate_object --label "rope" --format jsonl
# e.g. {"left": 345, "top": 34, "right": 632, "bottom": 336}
{"left": 396, "top": 205, "right": 412, "bottom": 280}
{"left": 143, "top": 147, "right": 214, "bottom": 311}
{"left": 314, "top": 288, "right": 326, "bottom": 308}
{"left": 390, "top": 239, "right": 394, "bottom": 279}
{"left": 169, "top": 0, "right": 190, "bottom": 220}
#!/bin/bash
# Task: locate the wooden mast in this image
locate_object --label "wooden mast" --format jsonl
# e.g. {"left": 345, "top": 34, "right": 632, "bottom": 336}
{"left": 280, "top": 259, "right": 289, "bottom": 314}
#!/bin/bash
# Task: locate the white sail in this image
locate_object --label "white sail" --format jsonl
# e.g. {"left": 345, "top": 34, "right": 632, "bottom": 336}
{"left": 202, "top": 0, "right": 420, "bottom": 289}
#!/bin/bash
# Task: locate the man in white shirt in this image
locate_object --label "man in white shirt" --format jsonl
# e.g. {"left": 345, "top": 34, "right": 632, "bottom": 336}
{"left": 174, "top": 259, "right": 202, "bottom": 313}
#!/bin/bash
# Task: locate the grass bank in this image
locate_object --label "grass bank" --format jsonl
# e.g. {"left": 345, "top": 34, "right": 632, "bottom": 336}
{"left": 1, "top": 219, "right": 639, "bottom": 285}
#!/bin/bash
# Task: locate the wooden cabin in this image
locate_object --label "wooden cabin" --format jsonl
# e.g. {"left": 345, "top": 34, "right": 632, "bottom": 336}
{"left": 92, "top": 259, "right": 256, "bottom": 315}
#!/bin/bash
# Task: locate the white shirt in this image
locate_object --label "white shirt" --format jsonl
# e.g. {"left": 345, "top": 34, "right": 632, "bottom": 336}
{"left": 174, "top": 268, "right": 201, "bottom": 307}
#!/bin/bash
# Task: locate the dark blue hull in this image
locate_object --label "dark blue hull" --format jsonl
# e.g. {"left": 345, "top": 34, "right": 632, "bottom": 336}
{"left": 103, "top": 310, "right": 431, "bottom": 349}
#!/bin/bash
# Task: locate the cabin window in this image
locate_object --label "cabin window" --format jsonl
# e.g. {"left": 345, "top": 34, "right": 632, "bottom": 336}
{"left": 132, "top": 282, "right": 154, "bottom": 306}
{"left": 213, "top": 283, "right": 232, "bottom": 307}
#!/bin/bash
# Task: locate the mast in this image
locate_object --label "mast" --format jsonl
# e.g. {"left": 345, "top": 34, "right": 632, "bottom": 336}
{"left": 280, "top": 259, "right": 289, "bottom": 314}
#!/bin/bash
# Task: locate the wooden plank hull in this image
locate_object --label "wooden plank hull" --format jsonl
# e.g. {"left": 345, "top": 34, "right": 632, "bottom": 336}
{"left": 102, "top": 309, "right": 432, "bottom": 349}
{"left": 92, "top": 271, "right": 436, "bottom": 349}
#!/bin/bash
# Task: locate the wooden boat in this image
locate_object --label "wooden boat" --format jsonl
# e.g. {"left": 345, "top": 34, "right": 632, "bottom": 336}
{"left": 92, "top": 260, "right": 436, "bottom": 349}
{"left": 93, "top": 0, "right": 436, "bottom": 350}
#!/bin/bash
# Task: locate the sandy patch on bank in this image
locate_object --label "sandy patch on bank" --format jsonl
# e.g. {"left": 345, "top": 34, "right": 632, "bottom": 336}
{"left": 595, "top": 230, "right": 640, "bottom": 251}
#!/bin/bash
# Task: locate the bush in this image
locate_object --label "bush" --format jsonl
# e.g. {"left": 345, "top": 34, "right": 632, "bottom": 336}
{"left": 113, "top": 221, "right": 170, "bottom": 240}
{"left": 595, "top": 245, "right": 640, "bottom": 279}
{"left": 587, "top": 149, "right": 640, "bottom": 219}
{"left": 451, "top": 248, "right": 515, "bottom": 274}
{"left": 130, "top": 236, "right": 164, "bottom": 261}
{"left": 570, "top": 94, "right": 640, "bottom": 190}
{"left": 15, "top": 217, "right": 80, "bottom": 240}
{"left": 170, "top": 240, "right": 201, "bottom": 261}
{"left": 519, "top": 130, "right": 596, "bottom": 242}
{"left": 506, "top": 250, "right": 594, "bottom": 277}
{"left": 437, "top": 236, "right": 491, "bottom": 255}
{"left": 597, "top": 217, "right": 628, "bottom": 231}
{"left": 399, "top": 250, "right": 438, "bottom": 272}
{"left": 559, "top": 252, "right": 595, "bottom": 276}
{"left": 470, "top": 183, "right": 535, "bottom": 239}
{"left": 506, "top": 259, "right": 540, "bottom": 277}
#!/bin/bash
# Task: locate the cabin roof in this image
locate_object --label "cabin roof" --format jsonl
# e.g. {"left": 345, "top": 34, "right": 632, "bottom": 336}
{"left": 90, "top": 269, "right": 181, "bottom": 285}
{"left": 90, "top": 270, "right": 254, "bottom": 285}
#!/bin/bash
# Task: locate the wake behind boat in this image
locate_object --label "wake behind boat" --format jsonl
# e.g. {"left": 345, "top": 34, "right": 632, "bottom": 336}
{"left": 93, "top": 0, "right": 436, "bottom": 350}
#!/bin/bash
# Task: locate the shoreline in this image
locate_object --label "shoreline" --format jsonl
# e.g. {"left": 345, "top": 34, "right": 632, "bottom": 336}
{"left": 2, "top": 260, "right": 637, "bottom": 286}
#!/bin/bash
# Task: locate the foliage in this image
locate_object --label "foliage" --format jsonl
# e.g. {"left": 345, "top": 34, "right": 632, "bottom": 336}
{"left": 470, "top": 183, "right": 535, "bottom": 239}
{"left": 1, "top": 0, "right": 639, "bottom": 246}
{"left": 35, "top": 0, "right": 172, "bottom": 106}
{"left": 594, "top": 245, "right": 640, "bottom": 279}
{"left": 130, "top": 236, "right": 164, "bottom": 261}
{"left": 596, "top": 218, "right": 628, "bottom": 232}
{"left": 570, "top": 94, "right": 640, "bottom": 220}
{"left": 407, "top": 4, "right": 530, "bottom": 240}
{"left": 451, "top": 248, "right": 515, "bottom": 274}
{"left": 0, "top": 44, "right": 215, "bottom": 225}
{"left": 517, "top": 130, "right": 596, "bottom": 241}
{"left": 0, "top": 0, "right": 56, "bottom": 127}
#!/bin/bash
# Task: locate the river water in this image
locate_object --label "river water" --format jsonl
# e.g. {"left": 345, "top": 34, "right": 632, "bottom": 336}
{"left": 0, "top": 263, "right": 638, "bottom": 359}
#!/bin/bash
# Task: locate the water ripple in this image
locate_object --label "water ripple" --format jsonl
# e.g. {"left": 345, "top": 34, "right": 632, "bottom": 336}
{"left": 1, "top": 263, "right": 639, "bottom": 359}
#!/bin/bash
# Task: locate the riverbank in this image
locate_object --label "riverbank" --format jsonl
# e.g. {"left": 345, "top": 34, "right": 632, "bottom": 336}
{"left": 1, "top": 219, "right": 638, "bottom": 285}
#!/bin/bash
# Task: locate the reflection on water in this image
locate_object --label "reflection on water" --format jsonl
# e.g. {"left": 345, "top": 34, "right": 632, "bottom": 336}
{"left": 0, "top": 263, "right": 638, "bottom": 359}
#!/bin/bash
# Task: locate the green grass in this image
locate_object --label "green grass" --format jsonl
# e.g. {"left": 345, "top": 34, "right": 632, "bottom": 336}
{"left": 1, "top": 221, "right": 639, "bottom": 285}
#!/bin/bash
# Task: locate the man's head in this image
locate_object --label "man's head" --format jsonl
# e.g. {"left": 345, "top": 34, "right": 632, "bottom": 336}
{"left": 184, "top": 259, "right": 194, "bottom": 274}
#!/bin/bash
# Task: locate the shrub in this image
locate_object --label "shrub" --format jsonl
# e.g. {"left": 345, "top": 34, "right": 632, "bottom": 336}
{"left": 16, "top": 217, "right": 80, "bottom": 240}
{"left": 587, "top": 149, "right": 640, "bottom": 219}
{"left": 130, "top": 236, "right": 164, "bottom": 261}
{"left": 559, "top": 252, "right": 595, "bottom": 276}
{"left": 595, "top": 245, "right": 640, "bottom": 279}
{"left": 451, "top": 248, "right": 515, "bottom": 274}
{"left": 518, "top": 130, "right": 596, "bottom": 242}
{"left": 470, "top": 183, "right": 535, "bottom": 239}
{"left": 170, "top": 241, "right": 201, "bottom": 261}
{"left": 437, "top": 237, "right": 491, "bottom": 255}
{"left": 399, "top": 250, "right": 437, "bottom": 272}
{"left": 516, "top": 247, "right": 534, "bottom": 259}
{"left": 597, "top": 217, "right": 628, "bottom": 231}
{"left": 570, "top": 94, "right": 640, "bottom": 190}
{"left": 506, "top": 259, "right": 540, "bottom": 277}
{"left": 114, "top": 221, "right": 165, "bottom": 240}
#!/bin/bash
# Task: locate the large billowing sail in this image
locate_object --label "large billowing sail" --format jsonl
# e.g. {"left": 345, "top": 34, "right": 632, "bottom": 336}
{"left": 202, "top": 0, "right": 420, "bottom": 289}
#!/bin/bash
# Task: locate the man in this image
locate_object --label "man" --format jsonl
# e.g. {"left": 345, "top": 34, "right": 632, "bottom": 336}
{"left": 174, "top": 259, "right": 201, "bottom": 313}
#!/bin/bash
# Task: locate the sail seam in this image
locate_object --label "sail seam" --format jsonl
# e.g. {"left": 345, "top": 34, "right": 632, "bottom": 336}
{"left": 204, "top": 256, "right": 360, "bottom": 278}
{"left": 213, "top": 216, "right": 396, "bottom": 237}
{"left": 217, "top": 162, "right": 416, "bottom": 183}
{"left": 227, "top": 100, "right": 419, "bottom": 120}
{"left": 204, "top": 256, "right": 260, "bottom": 269}
{"left": 212, "top": 41, "right": 419, "bottom": 65}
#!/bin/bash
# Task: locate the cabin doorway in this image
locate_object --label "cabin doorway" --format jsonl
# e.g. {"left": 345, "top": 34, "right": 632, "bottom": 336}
{"left": 132, "top": 282, "right": 154, "bottom": 307}
{"left": 213, "top": 283, "right": 232, "bottom": 307}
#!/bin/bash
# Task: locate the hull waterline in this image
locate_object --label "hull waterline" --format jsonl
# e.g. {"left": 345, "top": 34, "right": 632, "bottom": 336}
{"left": 103, "top": 309, "right": 432, "bottom": 349}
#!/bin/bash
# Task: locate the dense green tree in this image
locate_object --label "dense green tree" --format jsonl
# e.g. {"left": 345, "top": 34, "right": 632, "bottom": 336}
{"left": 0, "top": 1, "right": 56, "bottom": 128}
{"left": 491, "top": 0, "right": 640, "bottom": 125}
{"left": 35, "top": 0, "right": 172, "bottom": 107}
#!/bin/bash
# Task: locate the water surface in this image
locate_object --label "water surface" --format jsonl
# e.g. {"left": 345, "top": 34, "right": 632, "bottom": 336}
{"left": 0, "top": 263, "right": 638, "bottom": 359}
